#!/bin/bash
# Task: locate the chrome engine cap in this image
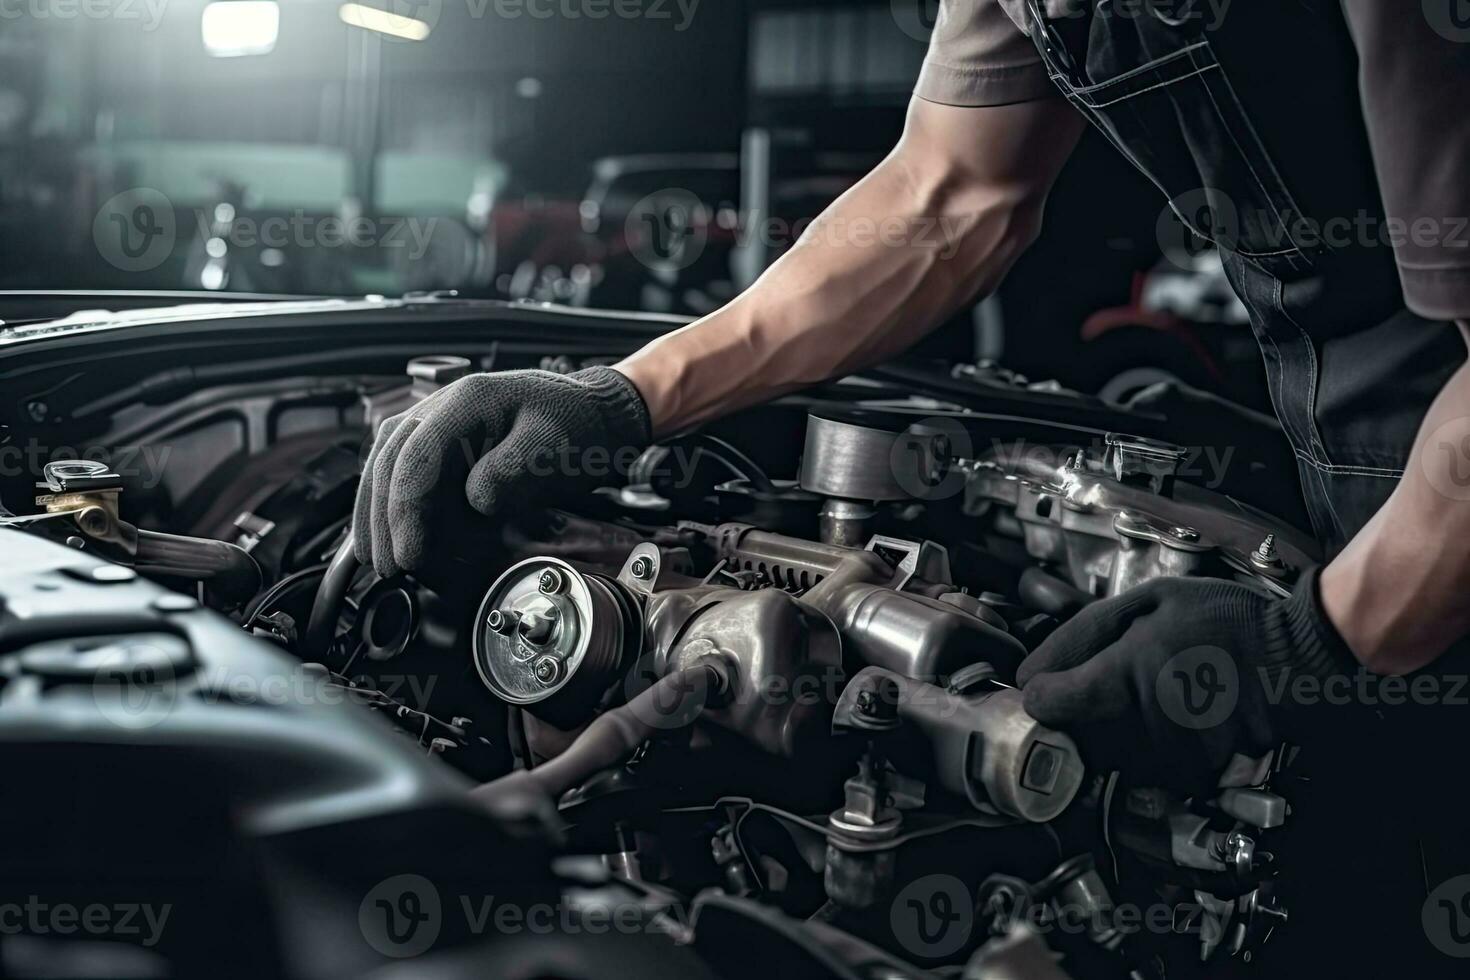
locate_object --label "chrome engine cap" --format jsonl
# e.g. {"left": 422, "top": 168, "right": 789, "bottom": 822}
{"left": 473, "top": 557, "right": 637, "bottom": 721}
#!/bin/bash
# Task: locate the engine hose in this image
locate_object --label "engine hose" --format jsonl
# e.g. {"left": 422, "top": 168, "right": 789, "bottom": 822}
{"left": 304, "top": 537, "right": 360, "bottom": 658}
{"left": 135, "top": 529, "right": 262, "bottom": 609}
{"left": 482, "top": 659, "right": 728, "bottom": 803}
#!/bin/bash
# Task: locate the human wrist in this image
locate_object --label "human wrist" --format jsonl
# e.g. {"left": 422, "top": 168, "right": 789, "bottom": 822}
{"left": 609, "top": 357, "right": 672, "bottom": 440}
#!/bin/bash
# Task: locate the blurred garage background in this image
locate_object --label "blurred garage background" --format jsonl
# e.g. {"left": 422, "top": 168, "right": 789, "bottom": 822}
{"left": 0, "top": 0, "right": 1264, "bottom": 397}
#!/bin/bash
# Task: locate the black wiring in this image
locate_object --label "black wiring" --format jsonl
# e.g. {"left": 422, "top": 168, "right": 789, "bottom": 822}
{"left": 242, "top": 563, "right": 330, "bottom": 631}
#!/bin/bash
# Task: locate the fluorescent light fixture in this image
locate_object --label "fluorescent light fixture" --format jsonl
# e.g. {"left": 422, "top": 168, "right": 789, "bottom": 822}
{"left": 201, "top": 1, "right": 280, "bottom": 58}
{"left": 339, "top": 3, "right": 432, "bottom": 41}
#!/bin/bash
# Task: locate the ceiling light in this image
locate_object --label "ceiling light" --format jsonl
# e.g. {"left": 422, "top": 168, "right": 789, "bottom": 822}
{"left": 339, "top": 3, "right": 432, "bottom": 41}
{"left": 201, "top": 1, "right": 280, "bottom": 58}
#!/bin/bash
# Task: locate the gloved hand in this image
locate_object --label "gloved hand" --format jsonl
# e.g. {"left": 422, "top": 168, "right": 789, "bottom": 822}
{"left": 1016, "top": 570, "right": 1357, "bottom": 794}
{"left": 353, "top": 366, "right": 650, "bottom": 577}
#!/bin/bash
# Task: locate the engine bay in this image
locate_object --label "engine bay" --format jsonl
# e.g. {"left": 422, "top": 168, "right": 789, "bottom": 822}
{"left": 0, "top": 302, "right": 1317, "bottom": 979}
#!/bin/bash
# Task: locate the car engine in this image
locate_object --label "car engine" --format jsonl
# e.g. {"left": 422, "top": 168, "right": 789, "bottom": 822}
{"left": 0, "top": 309, "right": 1315, "bottom": 979}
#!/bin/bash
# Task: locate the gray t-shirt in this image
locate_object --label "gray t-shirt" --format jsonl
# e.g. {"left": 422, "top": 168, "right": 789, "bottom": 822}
{"left": 915, "top": 0, "right": 1470, "bottom": 321}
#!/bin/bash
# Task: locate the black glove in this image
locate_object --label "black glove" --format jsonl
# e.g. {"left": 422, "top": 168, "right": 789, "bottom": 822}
{"left": 1016, "top": 570, "right": 1356, "bottom": 793}
{"left": 353, "top": 366, "right": 650, "bottom": 577}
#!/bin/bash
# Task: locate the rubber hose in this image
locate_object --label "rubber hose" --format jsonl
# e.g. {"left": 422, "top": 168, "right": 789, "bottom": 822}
{"left": 304, "top": 536, "right": 360, "bottom": 658}
{"left": 486, "top": 659, "right": 726, "bottom": 802}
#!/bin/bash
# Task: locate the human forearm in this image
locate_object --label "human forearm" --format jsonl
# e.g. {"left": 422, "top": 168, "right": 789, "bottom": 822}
{"left": 1320, "top": 324, "right": 1470, "bottom": 673}
{"left": 617, "top": 98, "right": 1083, "bottom": 437}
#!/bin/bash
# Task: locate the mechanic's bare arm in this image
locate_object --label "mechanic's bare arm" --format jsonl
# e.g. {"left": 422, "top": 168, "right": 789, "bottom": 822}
{"left": 616, "top": 97, "right": 1086, "bottom": 437}
{"left": 1321, "top": 323, "right": 1470, "bottom": 675}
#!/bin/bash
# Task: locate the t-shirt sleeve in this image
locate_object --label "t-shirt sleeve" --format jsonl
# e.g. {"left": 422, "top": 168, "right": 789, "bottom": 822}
{"left": 1341, "top": 0, "right": 1470, "bottom": 321}
{"left": 914, "top": 0, "right": 1058, "bottom": 107}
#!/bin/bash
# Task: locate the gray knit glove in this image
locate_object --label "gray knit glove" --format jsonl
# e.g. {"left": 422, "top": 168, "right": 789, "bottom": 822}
{"left": 353, "top": 367, "right": 650, "bottom": 577}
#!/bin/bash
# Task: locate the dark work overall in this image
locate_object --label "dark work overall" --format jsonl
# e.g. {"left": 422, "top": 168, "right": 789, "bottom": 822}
{"left": 1020, "top": 1, "right": 1467, "bottom": 974}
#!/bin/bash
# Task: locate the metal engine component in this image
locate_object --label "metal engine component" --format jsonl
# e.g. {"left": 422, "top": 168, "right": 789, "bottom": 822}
{"left": 964, "top": 441, "right": 1318, "bottom": 598}
{"left": 363, "top": 354, "right": 475, "bottom": 432}
{"left": 700, "top": 523, "right": 1024, "bottom": 682}
{"left": 835, "top": 667, "right": 1084, "bottom": 823}
{"left": 643, "top": 586, "right": 843, "bottom": 758}
{"left": 798, "top": 415, "right": 916, "bottom": 502}
{"left": 473, "top": 557, "right": 642, "bottom": 726}
{"left": 814, "top": 581, "right": 1026, "bottom": 681}
{"left": 799, "top": 414, "right": 954, "bottom": 546}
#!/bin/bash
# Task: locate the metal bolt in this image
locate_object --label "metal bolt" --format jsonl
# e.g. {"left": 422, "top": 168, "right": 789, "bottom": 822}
{"left": 1252, "top": 533, "right": 1282, "bottom": 568}
{"left": 26, "top": 401, "right": 47, "bottom": 423}
{"left": 533, "top": 658, "right": 561, "bottom": 685}
{"left": 538, "top": 568, "right": 564, "bottom": 595}
{"left": 77, "top": 507, "right": 110, "bottom": 537}
{"left": 630, "top": 556, "right": 654, "bottom": 581}
{"left": 1223, "top": 832, "right": 1256, "bottom": 875}
{"left": 519, "top": 608, "right": 558, "bottom": 645}
{"left": 487, "top": 609, "right": 516, "bottom": 635}
{"left": 856, "top": 690, "right": 877, "bottom": 715}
